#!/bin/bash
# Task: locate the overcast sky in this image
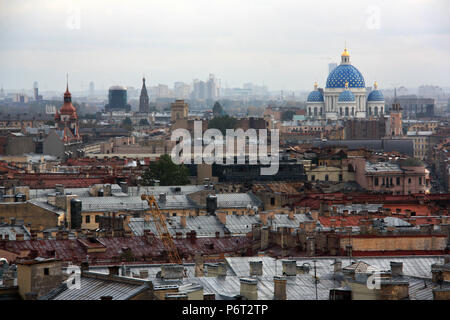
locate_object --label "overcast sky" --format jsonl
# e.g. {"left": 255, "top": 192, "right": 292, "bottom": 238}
{"left": 1, "top": 0, "right": 449, "bottom": 92}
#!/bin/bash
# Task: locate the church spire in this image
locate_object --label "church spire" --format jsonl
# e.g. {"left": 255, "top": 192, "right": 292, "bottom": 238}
{"left": 139, "top": 75, "right": 150, "bottom": 113}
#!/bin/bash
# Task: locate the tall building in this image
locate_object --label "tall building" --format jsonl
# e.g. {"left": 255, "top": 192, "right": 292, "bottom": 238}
{"left": 54, "top": 82, "right": 81, "bottom": 142}
{"left": 171, "top": 99, "right": 189, "bottom": 123}
{"left": 44, "top": 80, "right": 82, "bottom": 161}
{"left": 89, "top": 81, "right": 95, "bottom": 97}
{"left": 33, "top": 81, "right": 39, "bottom": 101}
{"left": 139, "top": 77, "right": 150, "bottom": 113}
{"left": 386, "top": 102, "right": 403, "bottom": 137}
{"left": 328, "top": 63, "right": 337, "bottom": 74}
{"left": 306, "top": 48, "right": 385, "bottom": 120}
{"left": 206, "top": 74, "right": 218, "bottom": 100}
{"left": 174, "top": 82, "right": 190, "bottom": 99}
{"left": 105, "top": 86, "right": 131, "bottom": 112}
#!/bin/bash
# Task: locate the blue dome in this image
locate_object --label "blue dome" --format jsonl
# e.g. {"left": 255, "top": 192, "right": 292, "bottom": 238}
{"left": 307, "top": 90, "right": 324, "bottom": 102}
{"left": 367, "top": 90, "right": 384, "bottom": 101}
{"left": 338, "top": 90, "right": 355, "bottom": 102}
{"left": 326, "top": 64, "right": 365, "bottom": 88}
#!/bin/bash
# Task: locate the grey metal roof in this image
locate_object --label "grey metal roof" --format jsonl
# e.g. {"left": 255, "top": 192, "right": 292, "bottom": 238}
{"left": 127, "top": 185, "right": 207, "bottom": 197}
{"left": 78, "top": 196, "right": 149, "bottom": 212}
{"left": 215, "top": 192, "right": 263, "bottom": 209}
{"left": 27, "top": 184, "right": 123, "bottom": 199}
{"left": 366, "top": 162, "right": 402, "bottom": 173}
{"left": 157, "top": 195, "right": 200, "bottom": 210}
{"left": 0, "top": 224, "right": 31, "bottom": 240}
{"left": 49, "top": 276, "right": 149, "bottom": 300}
{"left": 334, "top": 203, "right": 382, "bottom": 213}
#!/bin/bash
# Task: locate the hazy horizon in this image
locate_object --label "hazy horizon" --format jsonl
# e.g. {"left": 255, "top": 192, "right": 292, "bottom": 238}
{"left": 1, "top": 0, "right": 450, "bottom": 92}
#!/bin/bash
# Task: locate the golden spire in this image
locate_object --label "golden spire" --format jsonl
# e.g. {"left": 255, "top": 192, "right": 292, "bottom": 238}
{"left": 314, "top": 81, "right": 318, "bottom": 90}
{"left": 374, "top": 81, "right": 378, "bottom": 90}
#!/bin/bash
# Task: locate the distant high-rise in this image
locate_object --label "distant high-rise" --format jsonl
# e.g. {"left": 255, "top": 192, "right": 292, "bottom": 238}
{"left": 139, "top": 77, "right": 150, "bottom": 113}
{"left": 89, "top": 81, "right": 95, "bottom": 96}
{"left": 206, "top": 74, "right": 218, "bottom": 100}
{"left": 33, "top": 81, "right": 39, "bottom": 101}
{"left": 0, "top": 85, "right": 4, "bottom": 98}
{"left": 328, "top": 63, "right": 337, "bottom": 74}
{"left": 192, "top": 80, "right": 206, "bottom": 100}
{"left": 105, "top": 86, "right": 131, "bottom": 112}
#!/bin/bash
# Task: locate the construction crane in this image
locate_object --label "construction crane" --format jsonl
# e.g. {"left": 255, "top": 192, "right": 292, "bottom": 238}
{"left": 141, "top": 194, "right": 183, "bottom": 265}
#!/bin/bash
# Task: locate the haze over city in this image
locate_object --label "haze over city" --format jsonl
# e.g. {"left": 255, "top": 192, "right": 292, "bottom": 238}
{"left": 1, "top": 0, "right": 449, "bottom": 91}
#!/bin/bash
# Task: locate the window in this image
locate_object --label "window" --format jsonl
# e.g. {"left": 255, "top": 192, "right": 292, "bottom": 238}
{"left": 374, "top": 177, "right": 379, "bottom": 186}
{"left": 95, "top": 215, "right": 100, "bottom": 223}
{"left": 172, "top": 213, "right": 177, "bottom": 217}
{"left": 85, "top": 215, "right": 90, "bottom": 223}
{"left": 325, "top": 175, "right": 329, "bottom": 182}
{"left": 339, "top": 174, "right": 343, "bottom": 182}
{"left": 408, "top": 178, "right": 411, "bottom": 184}
{"left": 270, "top": 198, "right": 275, "bottom": 205}
{"left": 419, "top": 177, "right": 422, "bottom": 185}
{"left": 44, "top": 268, "right": 49, "bottom": 276}
{"left": 396, "top": 177, "right": 400, "bottom": 185}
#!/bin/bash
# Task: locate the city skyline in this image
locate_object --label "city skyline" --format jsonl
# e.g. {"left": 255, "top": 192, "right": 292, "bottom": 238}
{"left": 1, "top": 0, "right": 449, "bottom": 92}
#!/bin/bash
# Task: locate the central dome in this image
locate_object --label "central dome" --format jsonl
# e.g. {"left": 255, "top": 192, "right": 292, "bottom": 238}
{"left": 326, "top": 64, "right": 365, "bottom": 88}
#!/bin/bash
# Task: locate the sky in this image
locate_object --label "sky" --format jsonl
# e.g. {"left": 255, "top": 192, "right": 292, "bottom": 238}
{"left": 0, "top": 0, "right": 450, "bottom": 92}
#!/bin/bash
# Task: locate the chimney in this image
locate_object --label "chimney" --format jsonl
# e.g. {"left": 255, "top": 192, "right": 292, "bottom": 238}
{"left": 333, "top": 259, "right": 342, "bottom": 273}
{"left": 273, "top": 276, "right": 287, "bottom": 300}
{"left": 80, "top": 261, "right": 89, "bottom": 272}
{"left": 240, "top": 278, "right": 258, "bottom": 300}
{"left": 139, "top": 270, "right": 149, "bottom": 279}
{"left": 180, "top": 215, "right": 186, "bottom": 228}
{"left": 161, "top": 264, "right": 184, "bottom": 279}
{"left": 194, "top": 253, "right": 204, "bottom": 277}
{"left": 259, "top": 212, "right": 268, "bottom": 226}
{"left": 108, "top": 265, "right": 120, "bottom": 276}
{"left": 288, "top": 211, "right": 294, "bottom": 220}
{"left": 249, "top": 261, "right": 263, "bottom": 276}
{"left": 216, "top": 210, "right": 227, "bottom": 225}
{"left": 282, "top": 260, "right": 297, "bottom": 276}
{"left": 159, "top": 193, "right": 166, "bottom": 203}
{"left": 444, "top": 255, "right": 450, "bottom": 264}
{"left": 390, "top": 262, "right": 403, "bottom": 277}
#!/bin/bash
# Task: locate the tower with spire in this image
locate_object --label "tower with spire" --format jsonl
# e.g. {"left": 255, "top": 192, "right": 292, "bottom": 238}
{"left": 54, "top": 76, "right": 81, "bottom": 142}
{"left": 139, "top": 77, "right": 150, "bottom": 113}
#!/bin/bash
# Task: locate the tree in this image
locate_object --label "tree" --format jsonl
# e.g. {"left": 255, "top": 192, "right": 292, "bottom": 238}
{"left": 212, "top": 101, "right": 224, "bottom": 117}
{"left": 141, "top": 154, "right": 190, "bottom": 186}
{"left": 121, "top": 117, "right": 133, "bottom": 131}
{"left": 139, "top": 118, "right": 150, "bottom": 126}
{"left": 207, "top": 115, "right": 238, "bottom": 135}
{"left": 281, "top": 110, "right": 295, "bottom": 121}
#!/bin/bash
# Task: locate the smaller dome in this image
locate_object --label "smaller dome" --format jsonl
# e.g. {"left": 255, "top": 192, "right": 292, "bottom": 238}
{"left": 341, "top": 48, "right": 350, "bottom": 57}
{"left": 307, "top": 90, "right": 324, "bottom": 102}
{"left": 338, "top": 90, "right": 355, "bottom": 102}
{"left": 367, "top": 90, "right": 384, "bottom": 102}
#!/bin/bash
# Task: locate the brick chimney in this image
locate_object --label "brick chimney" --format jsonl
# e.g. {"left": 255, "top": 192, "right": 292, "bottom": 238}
{"left": 180, "top": 215, "right": 186, "bottom": 228}
{"left": 260, "top": 212, "right": 268, "bottom": 226}
{"left": 216, "top": 210, "right": 227, "bottom": 225}
{"left": 240, "top": 278, "right": 258, "bottom": 300}
{"left": 194, "top": 253, "right": 204, "bottom": 277}
{"left": 249, "top": 261, "right": 263, "bottom": 276}
{"left": 273, "top": 276, "right": 287, "bottom": 300}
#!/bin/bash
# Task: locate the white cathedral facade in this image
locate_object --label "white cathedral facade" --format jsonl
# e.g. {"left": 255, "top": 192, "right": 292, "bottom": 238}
{"left": 306, "top": 48, "right": 385, "bottom": 120}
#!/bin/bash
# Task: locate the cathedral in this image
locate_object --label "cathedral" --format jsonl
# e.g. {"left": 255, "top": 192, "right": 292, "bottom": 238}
{"left": 306, "top": 48, "right": 385, "bottom": 120}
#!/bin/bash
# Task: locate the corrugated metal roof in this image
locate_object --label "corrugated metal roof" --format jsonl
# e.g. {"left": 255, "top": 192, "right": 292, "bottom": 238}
{"left": 50, "top": 276, "right": 148, "bottom": 300}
